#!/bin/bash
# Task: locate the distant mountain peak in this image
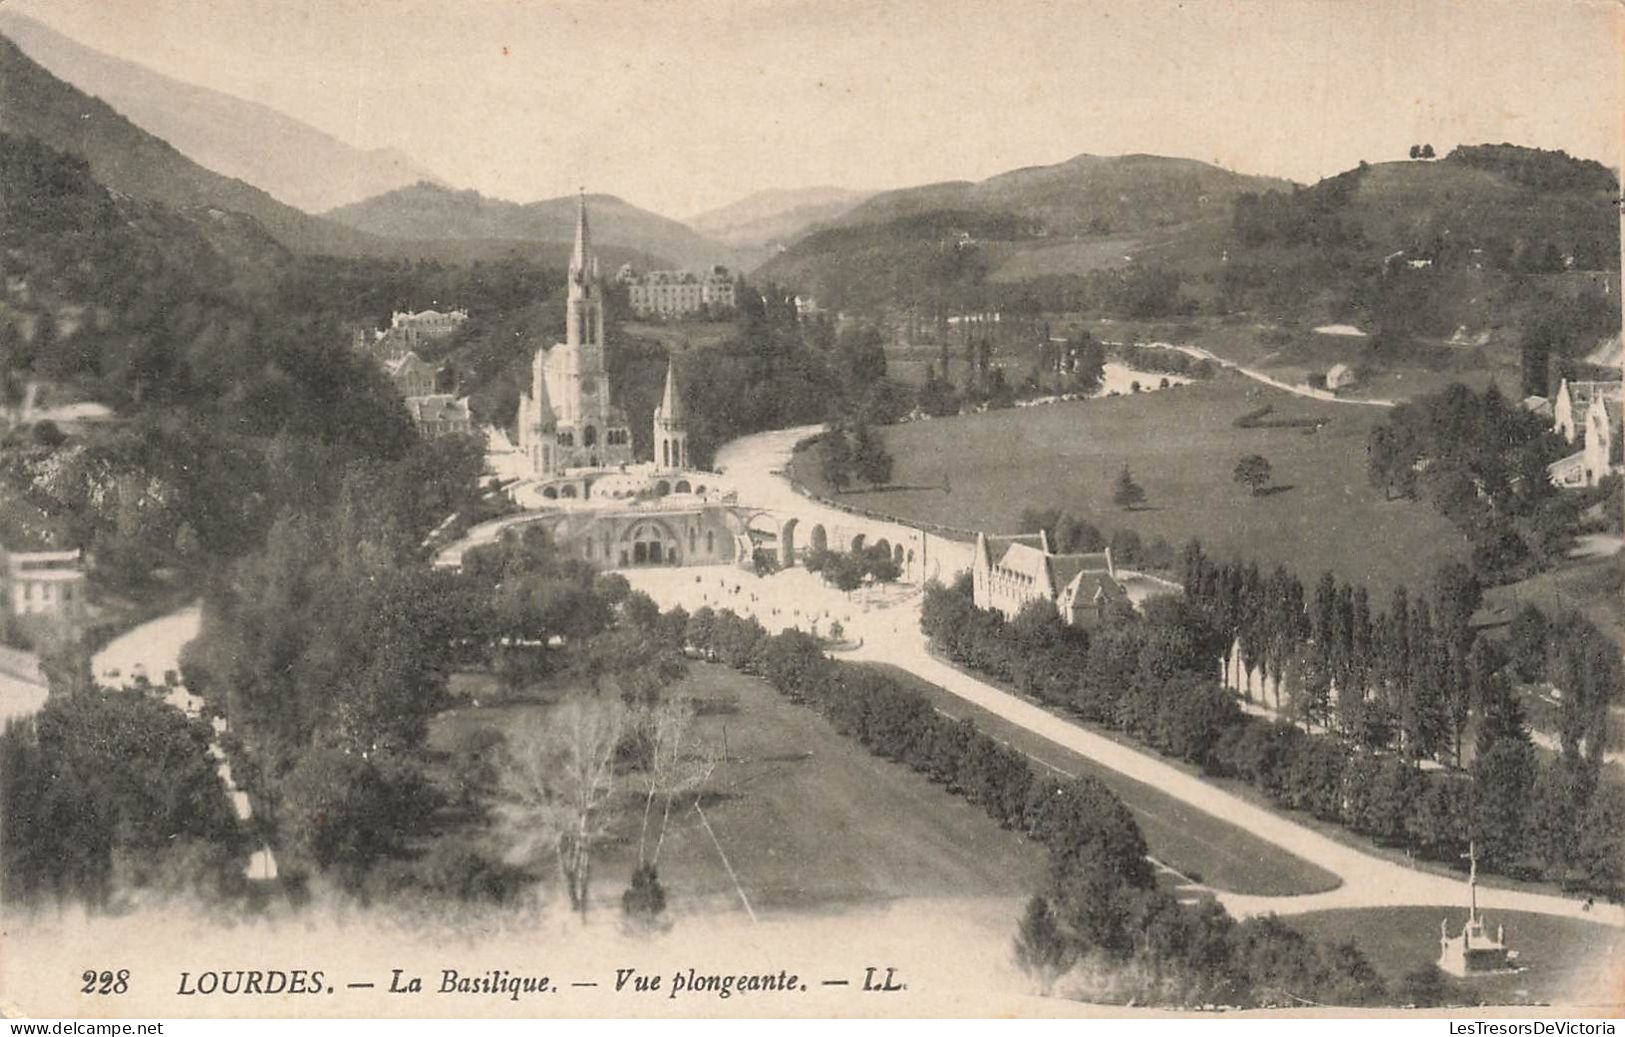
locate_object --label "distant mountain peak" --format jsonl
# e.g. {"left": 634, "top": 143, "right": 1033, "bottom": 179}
{"left": 323, "top": 183, "right": 742, "bottom": 270}
{"left": 0, "top": 10, "right": 445, "bottom": 213}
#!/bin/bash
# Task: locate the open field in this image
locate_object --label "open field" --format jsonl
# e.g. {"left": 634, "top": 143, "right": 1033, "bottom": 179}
{"left": 793, "top": 373, "right": 1467, "bottom": 597}
{"left": 1288, "top": 907, "right": 1623, "bottom": 1008}
{"left": 430, "top": 662, "right": 1047, "bottom": 919}
{"left": 861, "top": 663, "right": 1340, "bottom": 898}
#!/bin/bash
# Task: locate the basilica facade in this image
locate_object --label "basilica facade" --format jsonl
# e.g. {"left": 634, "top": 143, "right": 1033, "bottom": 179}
{"left": 516, "top": 194, "right": 638, "bottom": 475}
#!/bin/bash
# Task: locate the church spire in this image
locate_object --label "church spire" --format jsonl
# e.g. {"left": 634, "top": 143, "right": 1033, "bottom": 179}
{"left": 569, "top": 188, "right": 592, "bottom": 279}
{"left": 655, "top": 358, "right": 685, "bottom": 424}
{"left": 652, "top": 356, "right": 688, "bottom": 470}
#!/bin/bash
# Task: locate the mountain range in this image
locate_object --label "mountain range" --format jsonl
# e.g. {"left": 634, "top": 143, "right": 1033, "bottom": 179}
{"left": 0, "top": 29, "right": 682, "bottom": 269}
{"left": 832, "top": 154, "right": 1292, "bottom": 237}
{"left": 755, "top": 153, "right": 1294, "bottom": 311}
{"left": 0, "top": 10, "right": 445, "bottom": 215}
{"left": 323, "top": 182, "right": 743, "bottom": 272}
{"left": 0, "top": 20, "right": 728, "bottom": 269}
{"left": 3, "top": 13, "right": 1616, "bottom": 345}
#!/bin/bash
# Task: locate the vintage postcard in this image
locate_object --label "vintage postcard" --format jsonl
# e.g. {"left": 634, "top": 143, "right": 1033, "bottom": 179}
{"left": 0, "top": 0, "right": 1622, "bottom": 1022}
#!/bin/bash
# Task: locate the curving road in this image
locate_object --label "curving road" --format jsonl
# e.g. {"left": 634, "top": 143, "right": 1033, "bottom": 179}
{"left": 1137, "top": 341, "right": 1397, "bottom": 408}
{"left": 696, "top": 423, "right": 1618, "bottom": 927}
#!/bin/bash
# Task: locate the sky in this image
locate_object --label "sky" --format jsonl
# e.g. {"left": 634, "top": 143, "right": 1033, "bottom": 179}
{"left": 6, "top": 0, "right": 1622, "bottom": 218}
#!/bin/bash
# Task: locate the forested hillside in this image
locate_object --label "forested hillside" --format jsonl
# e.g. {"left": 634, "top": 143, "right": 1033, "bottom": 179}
{"left": 0, "top": 132, "right": 479, "bottom": 581}
{"left": 756, "top": 153, "right": 1288, "bottom": 312}
{"left": 757, "top": 146, "right": 1620, "bottom": 378}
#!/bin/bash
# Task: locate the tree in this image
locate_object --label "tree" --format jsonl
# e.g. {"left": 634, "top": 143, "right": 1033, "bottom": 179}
{"left": 1473, "top": 736, "right": 1537, "bottom": 872}
{"left": 1430, "top": 561, "right": 1481, "bottom": 645}
{"left": 572, "top": 627, "right": 686, "bottom": 707}
{"left": 916, "top": 369, "right": 959, "bottom": 417}
{"left": 622, "top": 862, "right": 668, "bottom": 928}
{"left": 1055, "top": 513, "right": 1105, "bottom": 553}
{"left": 1506, "top": 605, "right": 1549, "bottom": 684}
{"left": 821, "top": 425, "right": 852, "bottom": 493}
{"left": 2, "top": 689, "right": 245, "bottom": 905}
{"left": 828, "top": 552, "right": 867, "bottom": 592}
{"left": 498, "top": 697, "right": 628, "bottom": 918}
{"left": 1112, "top": 465, "right": 1147, "bottom": 510}
{"left": 632, "top": 697, "right": 716, "bottom": 868}
{"left": 1366, "top": 422, "right": 1419, "bottom": 500}
{"left": 1013, "top": 894, "right": 1075, "bottom": 994}
{"left": 1072, "top": 332, "right": 1106, "bottom": 394}
{"left": 1575, "top": 781, "right": 1625, "bottom": 894}
{"left": 280, "top": 746, "right": 430, "bottom": 889}
{"left": 851, "top": 421, "right": 894, "bottom": 487}
{"left": 1232, "top": 454, "right": 1273, "bottom": 496}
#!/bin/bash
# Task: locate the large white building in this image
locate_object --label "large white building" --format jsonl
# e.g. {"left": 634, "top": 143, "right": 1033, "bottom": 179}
{"left": 355, "top": 308, "right": 468, "bottom": 362}
{"left": 516, "top": 195, "right": 637, "bottom": 475}
{"left": 618, "top": 266, "right": 737, "bottom": 318}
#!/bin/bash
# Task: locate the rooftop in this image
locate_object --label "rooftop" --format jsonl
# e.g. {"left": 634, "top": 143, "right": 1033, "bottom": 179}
{"left": 404, "top": 394, "right": 470, "bottom": 423}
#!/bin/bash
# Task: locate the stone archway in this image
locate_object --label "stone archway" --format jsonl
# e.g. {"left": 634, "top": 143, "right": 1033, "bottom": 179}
{"left": 624, "top": 518, "right": 679, "bottom": 567}
{"left": 560, "top": 484, "right": 577, "bottom": 499}
{"left": 655, "top": 480, "right": 671, "bottom": 496}
{"left": 810, "top": 524, "right": 828, "bottom": 553}
{"left": 850, "top": 534, "right": 866, "bottom": 552}
{"left": 675, "top": 479, "right": 692, "bottom": 494}
{"left": 542, "top": 486, "right": 558, "bottom": 500}
{"left": 893, "top": 544, "right": 905, "bottom": 566}
{"left": 874, "top": 537, "right": 890, "bottom": 559}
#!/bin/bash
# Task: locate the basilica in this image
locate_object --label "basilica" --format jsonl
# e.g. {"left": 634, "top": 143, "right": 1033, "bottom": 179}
{"left": 516, "top": 194, "right": 644, "bottom": 476}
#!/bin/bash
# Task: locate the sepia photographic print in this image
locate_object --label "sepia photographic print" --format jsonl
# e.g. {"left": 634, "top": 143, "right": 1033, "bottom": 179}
{"left": 0, "top": 0, "right": 1622, "bottom": 1023}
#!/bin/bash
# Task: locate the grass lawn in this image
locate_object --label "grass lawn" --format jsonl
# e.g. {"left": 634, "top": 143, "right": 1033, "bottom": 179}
{"left": 1288, "top": 907, "right": 1623, "bottom": 1008}
{"left": 429, "top": 662, "right": 1047, "bottom": 919}
{"left": 793, "top": 372, "right": 1467, "bottom": 597}
{"left": 859, "top": 663, "right": 1341, "bottom": 898}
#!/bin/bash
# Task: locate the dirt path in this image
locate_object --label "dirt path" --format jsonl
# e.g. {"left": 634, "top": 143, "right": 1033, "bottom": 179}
{"left": 1140, "top": 341, "right": 1397, "bottom": 408}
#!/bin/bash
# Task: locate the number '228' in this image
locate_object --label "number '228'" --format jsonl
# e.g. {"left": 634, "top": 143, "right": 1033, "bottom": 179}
{"left": 82, "top": 970, "right": 130, "bottom": 994}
